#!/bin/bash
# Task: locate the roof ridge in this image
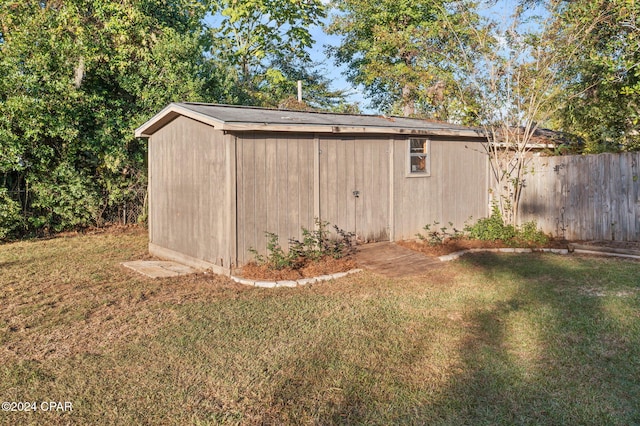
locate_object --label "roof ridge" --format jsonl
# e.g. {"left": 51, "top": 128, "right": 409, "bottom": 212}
{"left": 177, "top": 102, "right": 446, "bottom": 123}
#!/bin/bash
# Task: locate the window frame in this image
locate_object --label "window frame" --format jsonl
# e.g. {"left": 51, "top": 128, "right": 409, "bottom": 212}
{"left": 406, "top": 138, "right": 431, "bottom": 177}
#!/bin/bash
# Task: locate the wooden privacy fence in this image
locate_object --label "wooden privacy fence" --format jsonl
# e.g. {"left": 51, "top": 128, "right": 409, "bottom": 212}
{"left": 518, "top": 152, "right": 640, "bottom": 241}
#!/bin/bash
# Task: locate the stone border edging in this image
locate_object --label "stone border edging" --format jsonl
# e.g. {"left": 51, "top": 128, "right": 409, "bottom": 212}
{"left": 438, "top": 247, "right": 570, "bottom": 262}
{"left": 230, "top": 268, "right": 363, "bottom": 288}
{"left": 568, "top": 243, "right": 640, "bottom": 258}
{"left": 572, "top": 249, "right": 640, "bottom": 260}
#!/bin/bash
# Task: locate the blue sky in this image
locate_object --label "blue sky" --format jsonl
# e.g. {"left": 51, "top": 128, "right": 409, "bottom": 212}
{"left": 306, "top": 1, "right": 371, "bottom": 111}
{"left": 307, "top": 22, "right": 372, "bottom": 112}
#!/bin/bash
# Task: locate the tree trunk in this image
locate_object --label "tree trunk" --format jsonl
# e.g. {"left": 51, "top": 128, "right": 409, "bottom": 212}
{"left": 74, "top": 57, "right": 85, "bottom": 89}
{"left": 402, "top": 84, "right": 414, "bottom": 117}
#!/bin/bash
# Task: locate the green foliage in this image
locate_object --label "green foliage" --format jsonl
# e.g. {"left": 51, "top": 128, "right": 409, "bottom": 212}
{"left": 27, "top": 164, "right": 100, "bottom": 233}
{"left": 209, "top": 0, "right": 325, "bottom": 71}
{"left": 516, "top": 220, "right": 550, "bottom": 246}
{"left": 0, "top": 187, "right": 22, "bottom": 239}
{"left": 463, "top": 206, "right": 549, "bottom": 246}
{"left": 289, "top": 218, "right": 356, "bottom": 261}
{"left": 465, "top": 206, "right": 516, "bottom": 242}
{"left": 249, "top": 232, "right": 298, "bottom": 270}
{"left": 206, "top": 0, "right": 344, "bottom": 108}
{"left": 416, "top": 208, "right": 549, "bottom": 248}
{"left": 327, "top": 0, "right": 483, "bottom": 119}
{"left": 416, "top": 221, "right": 463, "bottom": 245}
{"left": 0, "top": 0, "right": 217, "bottom": 235}
{"left": 249, "top": 219, "right": 356, "bottom": 271}
{"left": 549, "top": 0, "right": 640, "bottom": 152}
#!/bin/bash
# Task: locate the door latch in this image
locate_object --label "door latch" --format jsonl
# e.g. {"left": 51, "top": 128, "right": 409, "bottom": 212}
{"left": 352, "top": 190, "right": 360, "bottom": 198}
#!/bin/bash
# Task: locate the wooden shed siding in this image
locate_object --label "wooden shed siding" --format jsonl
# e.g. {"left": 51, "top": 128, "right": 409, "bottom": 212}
{"left": 235, "top": 132, "right": 315, "bottom": 265}
{"left": 145, "top": 113, "right": 490, "bottom": 269}
{"left": 392, "top": 138, "right": 489, "bottom": 240}
{"left": 360, "top": 137, "right": 391, "bottom": 240}
{"left": 319, "top": 136, "right": 390, "bottom": 242}
{"left": 148, "top": 116, "right": 230, "bottom": 267}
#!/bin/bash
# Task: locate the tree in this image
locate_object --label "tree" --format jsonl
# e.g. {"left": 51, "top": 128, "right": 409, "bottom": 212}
{"left": 0, "top": 0, "right": 213, "bottom": 236}
{"left": 441, "top": 3, "right": 602, "bottom": 226}
{"left": 548, "top": 0, "right": 640, "bottom": 152}
{"left": 260, "top": 56, "right": 354, "bottom": 111}
{"left": 326, "top": 0, "right": 482, "bottom": 119}
{"left": 206, "top": 0, "right": 332, "bottom": 107}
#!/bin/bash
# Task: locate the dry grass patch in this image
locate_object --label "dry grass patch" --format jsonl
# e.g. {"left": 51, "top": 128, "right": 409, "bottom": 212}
{"left": 0, "top": 228, "right": 247, "bottom": 363}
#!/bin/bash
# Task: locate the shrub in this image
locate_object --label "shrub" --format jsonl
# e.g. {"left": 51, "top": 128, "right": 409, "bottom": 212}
{"left": 416, "top": 221, "right": 463, "bottom": 245}
{"left": 248, "top": 232, "right": 298, "bottom": 270}
{"left": 249, "top": 219, "right": 356, "bottom": 271}
{"left": 464, "top": 206, "right": 516, "bottom": 242}
{"left": 290, "top": 218, "right": 356, "bottom": 260}
{"left": 0, "top": 188, "right": 23, "bottom": 240}
{"left": 515, "top": 220, "right": 549, "bottom": 246}
{"left": 28, "top": 164, "right": 100, "bottom": 233}
{"left": 464, "top": 207, "right": 549, "bottom": 246}
{"left": 419, "top": 207, "right": 550, "bottom": 248}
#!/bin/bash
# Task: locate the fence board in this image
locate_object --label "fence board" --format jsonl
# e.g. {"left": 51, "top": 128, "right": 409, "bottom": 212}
{"left": 520, "top": 152, "right": 640, "bottom": 241}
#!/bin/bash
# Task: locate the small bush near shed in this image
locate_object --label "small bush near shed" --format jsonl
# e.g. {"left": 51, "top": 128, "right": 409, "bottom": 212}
{"left": 464, "top": 206, "right": 549, "bottom": 246}
{"left": 248, "top": 232, "right": 296, "bottom": 270}
{"left": 289, "top": 218, "right": 356, "bottom": 261}
{"left": 465, "top": 206, "right": 517, "bottom": 242}
{"left": 414, "top": 206, "right": 550, "bottom": 252}
{"left": 515, "top": 220, "right": 550, "bottom": 246}
{"left": 247, "top": 219, "right": 356, "bottom": 273}
{"left": 416, "top": 221, "right": 464, "bottom": 245}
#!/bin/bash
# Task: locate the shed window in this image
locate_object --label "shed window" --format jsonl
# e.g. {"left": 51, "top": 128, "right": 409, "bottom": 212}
{"left": 408, "top": 138, "right": 430, "bottom": 176}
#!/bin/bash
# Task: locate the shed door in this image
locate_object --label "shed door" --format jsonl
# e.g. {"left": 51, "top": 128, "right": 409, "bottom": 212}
{"left": 319, "top": 137, "right": 390, "bottom": 242}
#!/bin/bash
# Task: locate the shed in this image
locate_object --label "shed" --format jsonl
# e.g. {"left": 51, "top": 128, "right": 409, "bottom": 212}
{"left": 135, "top": 102, "right": 490, "bottom": 275}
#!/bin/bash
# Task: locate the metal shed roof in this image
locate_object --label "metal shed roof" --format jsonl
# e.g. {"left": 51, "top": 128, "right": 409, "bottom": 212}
{"left": 135, "top": 102, "right": 487, "bottom": 139}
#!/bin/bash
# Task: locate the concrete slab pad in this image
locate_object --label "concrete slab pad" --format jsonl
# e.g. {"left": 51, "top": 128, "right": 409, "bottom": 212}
{"left": 122, "top": 260, "right": 199, "bottom": 279}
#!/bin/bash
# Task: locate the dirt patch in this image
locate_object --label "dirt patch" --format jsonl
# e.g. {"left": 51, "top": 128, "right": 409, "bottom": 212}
{"left": 239, "top": 256, "right": 357, "bottom": 281}
{"left": 397, "top": 237, "right": 570, "bottom": 257}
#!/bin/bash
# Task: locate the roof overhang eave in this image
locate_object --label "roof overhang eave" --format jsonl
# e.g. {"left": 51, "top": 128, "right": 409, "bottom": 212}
{"left": 134, "top": 103, "right": 225, "bottom": 138}
{"left": 220, "top": 122, "right": 487, "bottom": 138}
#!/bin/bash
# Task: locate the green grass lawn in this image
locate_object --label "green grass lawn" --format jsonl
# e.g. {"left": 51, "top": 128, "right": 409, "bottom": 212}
{"left": 1, "top": 229, "right": 639, "bottom": 425}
